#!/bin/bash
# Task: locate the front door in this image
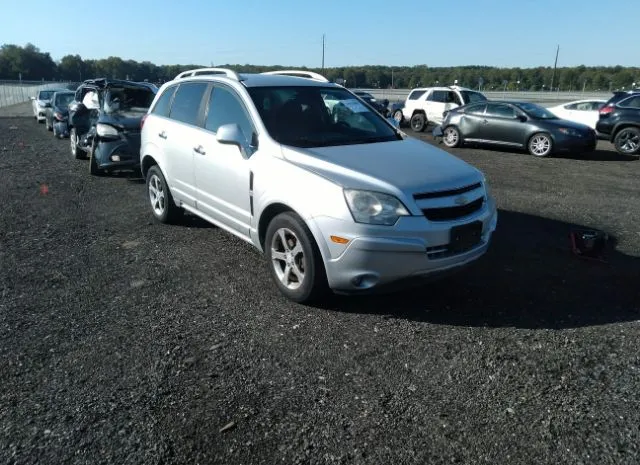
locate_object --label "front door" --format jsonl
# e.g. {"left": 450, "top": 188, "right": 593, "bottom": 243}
{"left": 193, "top": 84, "right": 256, "bottom": 239}
{"left": 482, "top": 103, "right": 527, "bottom": 146}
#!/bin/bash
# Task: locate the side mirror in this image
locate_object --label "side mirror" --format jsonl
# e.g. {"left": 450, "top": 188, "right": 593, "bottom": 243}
{"left": 516, "top": 114, "right": 527, "bottom": 122}
{"left": 30, "top": 96, "right": 36, "bottom": 101}
{"left": 216, "top": 123, "right": 255, "bottom": 157}
{"left": 44, "top": 102, "right": 52, "bottom": 108}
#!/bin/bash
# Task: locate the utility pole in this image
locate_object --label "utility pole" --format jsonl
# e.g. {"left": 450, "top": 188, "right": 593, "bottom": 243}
{"left": 549, "top": 44, "right": 559, "bottom": 92}
{"left": 391, "top": 68, "right": 394, "bottom": 88}
{"left": 321, "top": 34, "right": 325, "bottom": 71}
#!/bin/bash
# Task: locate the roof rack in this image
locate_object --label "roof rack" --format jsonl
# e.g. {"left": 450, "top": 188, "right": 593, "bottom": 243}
{"left": 261, "top": 70, "right": 330, "bottom": 82}
{"left": 175, "top": 67, "right": 241, "bottom": 81}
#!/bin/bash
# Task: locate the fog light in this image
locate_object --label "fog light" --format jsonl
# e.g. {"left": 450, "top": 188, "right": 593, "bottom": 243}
{"left": 111, "top": 155, "right": 121, "bottom": 162}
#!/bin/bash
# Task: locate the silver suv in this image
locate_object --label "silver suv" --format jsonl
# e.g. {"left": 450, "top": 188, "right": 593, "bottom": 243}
{"left": 140, "top": 68, "right": 498, "bottom": 303}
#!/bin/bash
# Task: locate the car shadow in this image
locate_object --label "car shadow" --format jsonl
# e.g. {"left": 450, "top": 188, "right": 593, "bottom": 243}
{"left": 178, "top": 212, "right": 217, "bottom": 229}
{"left": 317, "top": 209, "right": 640, "bottom": 330}
{"left": 561, "top": 149, "right": 638, "bottom": 162}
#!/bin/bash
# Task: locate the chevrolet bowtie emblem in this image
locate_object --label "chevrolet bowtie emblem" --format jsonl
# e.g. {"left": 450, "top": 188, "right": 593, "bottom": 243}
{"left": 454, "top": 195, "right": 468, "bottom": 206}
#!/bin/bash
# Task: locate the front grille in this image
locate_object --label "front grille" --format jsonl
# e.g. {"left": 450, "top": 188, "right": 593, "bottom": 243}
{"left": 422, "top": 197, "right": 484, "bottom": 221}
{"left": 413, "top": 182, "right": 482, "bottom": 200}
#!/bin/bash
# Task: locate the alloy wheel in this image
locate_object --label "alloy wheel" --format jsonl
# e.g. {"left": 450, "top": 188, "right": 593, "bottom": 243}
{"left": 270, "top": 227, "right": 306, "bottom": 291}
{"left": 148, "top": 173, "right": 166, "bottom": 217}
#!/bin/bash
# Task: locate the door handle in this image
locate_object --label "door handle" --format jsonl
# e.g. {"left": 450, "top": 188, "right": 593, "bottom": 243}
{"left": 193, "top": 145, "right": 206, "bottom": 155}
{"left": 158, "top": 131, "right": 167, "bottom": 139}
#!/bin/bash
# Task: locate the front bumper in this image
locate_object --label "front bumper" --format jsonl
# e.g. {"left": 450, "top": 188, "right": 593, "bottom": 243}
{"left": 312, "top": 199, "right": 498, "bottom": 293}
{"left": 94, "top": 135, "right": 141, "bottom": 171}
{"left": 554, "top": 132, "right": 597, "bottom": 153}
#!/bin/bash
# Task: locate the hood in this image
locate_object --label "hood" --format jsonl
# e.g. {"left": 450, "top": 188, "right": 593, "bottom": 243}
{"left": 281, "top": 137, "right": 483, "bottom": 196}
{"left": 99, "top": 110, "right": 147, "bottom": 130}
{"left": 540, "top": 118, "right": 592, "bottom": 132}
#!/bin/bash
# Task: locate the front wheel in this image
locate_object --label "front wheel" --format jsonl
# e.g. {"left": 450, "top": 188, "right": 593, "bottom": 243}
{"left": 410, "top": 113, "right": 426, "bottom": 132}
{"left": 443, "top": 126, "right": 461, "bottom": 148}
{"left": 528, "top": 133, "right": 553, "bottom": 157}
{"left": 613, "top": 127, "right": 640, "bottom": 155}
{"left": 265, "top": 212, "right": 328, "bottom": 303}
{"left": 70, "top": 128, "right": 84, "bottom": 160}
{"left": 393, "top": 109, "right": 404, "bottom": 125}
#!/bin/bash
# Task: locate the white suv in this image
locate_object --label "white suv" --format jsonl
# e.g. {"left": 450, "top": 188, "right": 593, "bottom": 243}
{"left": 398, "top": 86, "right": 487, "bottom": 132}
{"left": 140, "top": 68, "right": 497, "bottom": 303}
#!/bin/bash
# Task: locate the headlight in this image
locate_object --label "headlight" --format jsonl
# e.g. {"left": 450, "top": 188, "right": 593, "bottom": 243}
{"left": 558, "top": 127, "right": 582, "bottom": 137}
{"left": 96, "top": 123, "right": 119, "bottom": 138}
{"left": 482, "top": 178, "right": 493, "bottom": 199}
{"left": 344, "top": 189, "right": 410, "bottom": 226}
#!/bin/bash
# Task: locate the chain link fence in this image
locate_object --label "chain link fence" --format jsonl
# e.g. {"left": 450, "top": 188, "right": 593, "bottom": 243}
{"left": 0, "top": 80, "right": 80, "bottom": 108}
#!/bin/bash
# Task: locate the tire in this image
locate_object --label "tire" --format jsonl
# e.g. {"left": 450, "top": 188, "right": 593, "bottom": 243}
{"left": 89, "top": 142, "right": 105, "bottom": 176}
{"left": 70, "top": 128, "right": 85, "bottom": 160}
{"left": 442, "top": 126, "right": 461, "bottom": 148}
{"left": 146, "top": 165, "right": 183, "bottom": 224}
{"left": 410, "top": 113, "right": 426, "bottom": 132}
{"left": 528, "top": 133, "right": 553, "bottom": 157}
{"left": 613, "top": 127, "right": 640, "bottom": 155}
{"left": 393, "top": 109, "right": 404, "bottom": 125}
{"left": 265, "top": 212, "right": 328, "bottom": 303}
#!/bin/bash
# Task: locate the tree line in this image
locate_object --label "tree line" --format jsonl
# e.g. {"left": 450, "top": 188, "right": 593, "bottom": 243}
{"left": 1, "top": 43, "right": 639, "bottom": 92}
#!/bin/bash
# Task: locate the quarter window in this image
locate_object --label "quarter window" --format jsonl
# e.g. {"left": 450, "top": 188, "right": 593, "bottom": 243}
{"left": 427, "top": 91, "right": 448, "bottom": 102}
{"left": 466, "top": 104, "right": 486, "bottom": 115}
{"left": 168, "top": 82, "right": 208, "bottom": 125}
{"left": 408, "top": 90, "right": 426, "bottom": 100}
{"left": 151, "top": 86, "right": 177, "bottom": 117}
{"left": 619, "top": 96, "right": 640, "bottom": 108}
{"left": 204, "top": 86, "right": 254, "bottom": 143}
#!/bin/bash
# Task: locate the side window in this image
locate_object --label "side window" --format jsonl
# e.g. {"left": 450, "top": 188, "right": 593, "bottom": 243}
{"left": 564, "top": 103, "right": 579, "bottom": 110}
{"left": 485, "top": 103, "right": 516, "bottom": 119}
{"left": 168, "top": 82, "right": 208, "bottom": 125}
{"left": 449, "top": 92, "right": 463, "bottom": 105}
{"left": 151, "top": 86, "right": 176, "bottom": 117}
{"left": 466, "top": 104, "right": 486, "bottom": 115}
{"left": 619, "top": 96, "right": 640, "bottom": 108}
{"left": 408, "top": 90, "right": 426, "bottom": 100}
{"left": 427, "top": 91, "right": 447, "bottom": 103}
{"left": 204, "top": 86, "right": 254, "bottom": 142}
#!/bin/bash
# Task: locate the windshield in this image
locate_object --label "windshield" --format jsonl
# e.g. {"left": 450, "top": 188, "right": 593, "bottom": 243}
{"left": 248, "top": 86, "right": 400, "bottom": 148}
{"left": 514, "top": 102, "right": 558, "bottom": 119}
{"left": 460, "top": 90, "right": 487, "bottom": 105}
{"left": 54, "top": 93, "right": 75, "bottom": 107}
{"left": 103, "top": 87, "right": 155, "bottom": 113}
{"left": 38, "top": 90, "right": 55, "bottom": 100}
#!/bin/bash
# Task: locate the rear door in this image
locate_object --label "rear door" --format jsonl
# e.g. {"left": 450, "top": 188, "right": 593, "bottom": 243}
{"left": 483, "top": 103, "right": 526, "bottom": 145}
{"left": 457, "top": 103, "right": 487, "bottom": 140}
{"left": 426, "top": 90, "right": 447, "bottom": 124}
{"left": 192, "top": 84, "right": 256, "bottom": 239}
{"left": 160, "top": 81, "right": 209, "bottom": 208}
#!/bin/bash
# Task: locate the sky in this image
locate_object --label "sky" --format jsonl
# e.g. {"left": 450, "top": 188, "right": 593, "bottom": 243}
{"left": 2, "top": 0, "right": 639, "bottom": 68}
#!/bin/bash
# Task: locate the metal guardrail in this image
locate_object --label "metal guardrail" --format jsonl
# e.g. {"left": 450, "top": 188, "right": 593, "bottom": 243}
{"left": 356, "top": 88, "right": 614, "bottom": 105}
{"left": 0, "top": 81, "right": 79, "bottom": 108}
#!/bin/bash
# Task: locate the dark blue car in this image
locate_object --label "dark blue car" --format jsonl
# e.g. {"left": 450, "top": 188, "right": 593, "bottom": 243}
{"left": 68, "top": 78, "right": 156, "bottom": 175}
{"left": 45, "top": 90, "right": 75, "bottom": 138}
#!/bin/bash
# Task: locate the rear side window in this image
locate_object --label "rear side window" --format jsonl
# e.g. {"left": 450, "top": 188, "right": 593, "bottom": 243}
{"left": 204, "top": 86, "right": 254, "bottom": 142}
{"left": 427, "top": 91, "right": 447, "bottom": 102}
{"left": 168, "top": 82, "right": 208, "bottom": 126}
{"left": 408, "top": 90, "right": 426, "bottom": 100}
{"left": 619, "top": 96, "right": 640, "bottom": 108}
{"left": 466, "top": 104, "right": 486, "bottom": 115}
{"left": 151, "top": 86, "right": 177, "bottom": 117}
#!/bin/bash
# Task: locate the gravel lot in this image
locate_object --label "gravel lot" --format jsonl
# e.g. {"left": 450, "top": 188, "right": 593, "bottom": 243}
{"left": 1, "top": 106, "right": 639, "bottom": 465}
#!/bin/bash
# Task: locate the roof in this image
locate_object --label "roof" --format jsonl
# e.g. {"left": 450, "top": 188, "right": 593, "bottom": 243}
{"left": 169, "top": 67, "right": 340, "bottom": 89}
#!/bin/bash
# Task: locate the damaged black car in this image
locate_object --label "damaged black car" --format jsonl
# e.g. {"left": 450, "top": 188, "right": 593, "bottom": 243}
{"left": 68, "top": 79, "right": 156, "bottom": 175}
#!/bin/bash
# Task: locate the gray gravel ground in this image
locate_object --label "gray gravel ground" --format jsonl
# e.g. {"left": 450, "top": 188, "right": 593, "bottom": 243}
{"left": 1, "top": 110, "right": 639, "bottom": 465}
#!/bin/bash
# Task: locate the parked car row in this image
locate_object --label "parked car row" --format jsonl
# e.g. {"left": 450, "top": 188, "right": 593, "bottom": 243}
{"left": 32, "top": 69, "right": 502, "bottom": 303}
{"left": 387, "top": 84, "right": 640, "bottom": 157}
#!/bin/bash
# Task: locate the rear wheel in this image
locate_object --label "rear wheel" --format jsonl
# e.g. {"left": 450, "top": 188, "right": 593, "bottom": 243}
{"left": 146, "top": 165, "right": 183, "bottom": 224}
{"left": 265, "top": 212, "right": 328, "bottom": 303}
{"left": 528, "top": 133, "right": 553, "bottom": 157}
{"left": 613, "top": 127, "right": 640, "bottom": 155}
{"left": 443, "top": 126, "right": 461, "bottom": 148}
{"left": 410, "top": 113, "right": 426, "bottom": 132}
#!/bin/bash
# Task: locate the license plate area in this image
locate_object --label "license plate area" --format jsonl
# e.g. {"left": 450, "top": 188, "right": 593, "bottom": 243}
{"left": 449, "top": 220, "right": 483, "bottom": 253}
